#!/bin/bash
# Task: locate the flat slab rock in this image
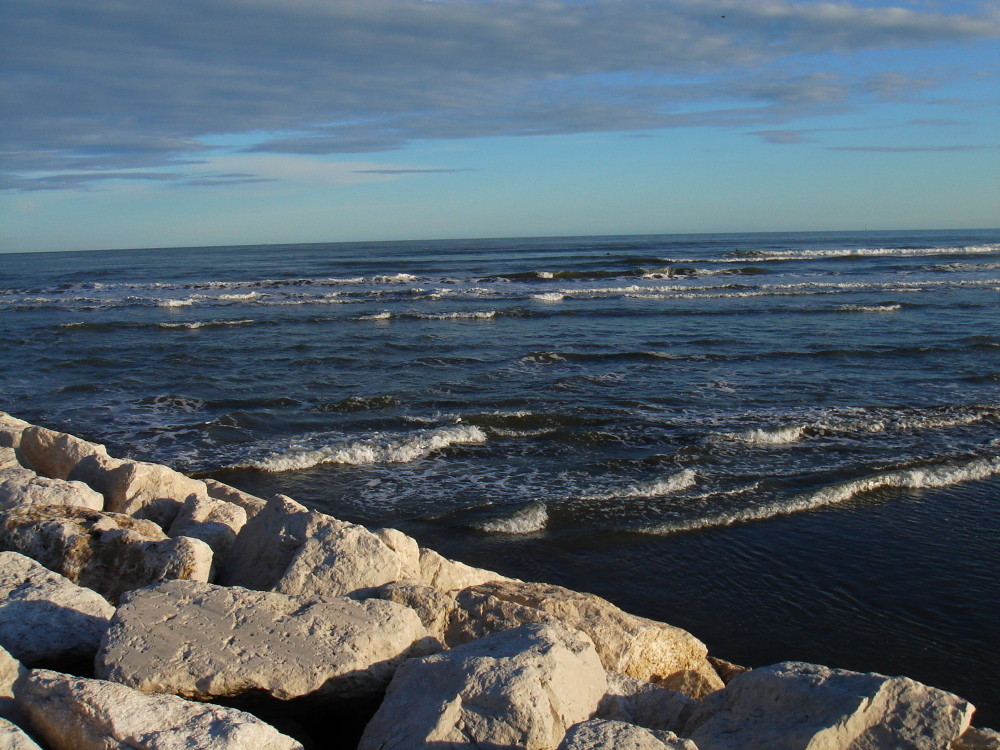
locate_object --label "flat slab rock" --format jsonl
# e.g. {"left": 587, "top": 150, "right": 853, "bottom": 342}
{"left": 16, "top": 668, "right": 303, "bottom": 750}
{"left": 0, "top": 552, "right": 113, "bottom": 664}
{"left": 684, "top": 661, "right": 975, "bottom": 750}
{"left": 359, "top": 623, "right": 608, "bottom": 750}
{"left": 96, "top": 579, "right": 432, "bottom": 702}
{"left": 0, "top": 458, "right": 104, "bottom": 512}
{"left": 558, "top": 719, "right": 698, "bottom": 750}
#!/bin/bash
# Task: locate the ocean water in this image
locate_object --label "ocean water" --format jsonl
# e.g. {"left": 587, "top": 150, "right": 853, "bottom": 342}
{"left": 2, "top": 229, "right": 999, "bottom": 722}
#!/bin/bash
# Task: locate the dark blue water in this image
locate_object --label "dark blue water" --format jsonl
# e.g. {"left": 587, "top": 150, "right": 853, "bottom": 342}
{"left": 2, "top": 230, "right": 998, "bottom": 723}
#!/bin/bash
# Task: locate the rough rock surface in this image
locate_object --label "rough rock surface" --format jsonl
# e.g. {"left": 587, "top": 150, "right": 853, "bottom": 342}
{"left": 418, "top": 546, "right": 511, "bottom": 593}
{"left": 96, "top": 579, "right": 432, "bottom": 702}
{"left": 0, "top": 464, "right": 105, "bottom": 512}
{"left": 707, "top": 656, "right": 749, "bottom": 685}
{"left": 203, "top": 478, "right": 268, "bottom": 519}
{"left": 1, "top": 646, "right": 25, "bottom": 721}
{"left": 364, "top": 580, "right": 456, "bottom": 642}
{"left": 220, "top": 495, "right": 418, "bottom": 598}
{"left": 596, "top": 671, "right": 698, "bottom": 735}
{"left": 17, "top": 668, "right": 304, "bottom": 750}
{"left": 0, "top": 718, "right": 42, "bottom": 750}
{"left": 0, "top": 447, "right": 21, "bottom": 471}
{"left": 685, "top": 661, "right": 975, "bottom": 750}
{"left": 91, "top": 459, "right": 210, "bottom": 530}
{"left": 448, "top": 580, "right": 724, "bottom": 698}
{"left": 0, "top": 413, "right": 30, "bottom": 450}
{"left": 0, "top": 505, "right": 212, "bottom": 603}
{"left": 0, "top": 552, "right": 114, "bottom": 664}
{"left": 359, "top": 623, "right": 607, "bottom": 750}
{"left": 558, "top": 719, "right": 698, "bottom": 750}
{"left": 953, "top": 727, "right": 1000, "bottom": 750}
{"left": 17, "top": 426, "right": 110, "bottom": 482}
{"left": 167, "top": 494, "right": 246, "bottom": 562}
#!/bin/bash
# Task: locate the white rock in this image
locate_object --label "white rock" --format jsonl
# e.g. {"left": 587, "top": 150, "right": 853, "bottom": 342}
{"left": 203, "top": 478, "right": 268, "bottom": 519}
{"left": 359, "top": 623, "right": 608, "bottom": 750}
{"left": 95, "top": 459, "right": 210, "bottom": 530}
{"left": 220, "top": 495, "right": 418, "bottom": 598}
{"left": 953, "top": 727, "right": 1000, "bottom": 750}
{"left": 685, "top": 661, "right": 975, "bottom": 750}
{"left": 167, "top": 494, "right": 246, "bottom": 564}
{"left": 1, "top": 646, "right": 25, "bottom": 721}
{"left": 0, "top": 447, "right": 21, "bottom": 471}
{"left": 0, "top": 414, "right": 31, "bottom": 451}
{"left": 0, "top": 552, "right": 114, "bottom": 664}
{"left": 364, "top": 580, "right": 456, "bottom": 642}
{"left": 418, "top": 546, "right": 512, "bottom": 593}
{"left": 17, "top": 426, "right": 110, "bottom": 481}
{"left": 17, "top": 669, "right": 304, "bottom": 750}
{"left": 0, "top": 505, "right": 212, "bottom": 603}
{"left": 596, "top": 672, "right": 698, "bottom": 734}
{"left": 0, "top": 464, "right": 104, "bottom": 512}
{"left": 558, "top": 719, "right": 698, "bottom": 750}
{"left": 448, "top": 580, "right": 724, "bottom": 699}
{"left": 96, "top": 580, "right": 433, "bottom": 702}
{"left": 0, "top": 718, "right": 42, "bottom": 750}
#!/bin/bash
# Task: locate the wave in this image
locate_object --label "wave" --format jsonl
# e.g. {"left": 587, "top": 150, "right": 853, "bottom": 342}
{"left": 582, "top": 469, "right": 697, "bottom": 501}
{"left": 531, "top": 292, "right": 565, "bottom": 302}
{"left": 473, "top": 501, "right": 548, "bottom": 534}
{"left": 157, "top": 319, "right": 256, "bottom": 329}
{"left": 641, "top": 455, "right": 1000, "bottom": 535}
{"left": 316, "top": 395, "right": 399, "bottom": 412}
{"left": 734, "top": 426, "right": 807, "bottom": 446}
{"left": 836, "top": 304, "right": 901, "bottom": 312}
{"left": 238, "top": 424, "right": 487, "bottom": 472}
{"left": 156, "top": 297, "right": 199, "bottom": 307}
{"left": 704, "top": 243, "right": 1000, "bottom": 264}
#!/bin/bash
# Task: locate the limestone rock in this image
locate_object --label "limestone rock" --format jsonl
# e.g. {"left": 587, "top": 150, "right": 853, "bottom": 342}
{"left": 167, "top": 494, "right": 246, "bottom": 563}
{"left": 685, "top": 661, "right": 975, "bottom": 750}
{"left": 0, "top": 447, "right": 21, "bottom": 471}
{"left": 0, "top": 414, "right": 31, "bottom": 451}
{"left": 17, "top": 669, "right": 304, "bottom": 750}
{"left": 558, "top": 719, "right": 698, "bottom": 750}
{"left": 707, "top": 655, "right": 749, "bottom": 685}
{"left": 93, "top": 459, "right": 210, "bottom": 530}
{"left": 0, "top": 552, "right": 113, "bottom": 664}
{"left": 596, "top": 671, "right": 698, "bottom": 735}
{"left": 448, "top": 580, "right": 724, "bottom": 698}
{"left": 365, "top": 580, "right": 456, "bottom": 642}
{"left": 418, "top": 546, "right": 512, "bottom": 593}
{"left": 0, "top": 506, "right": 212, "bottom": 603}
{"left": 0, "top": 464, "right": 104, "bottom": 512}
{"left": 0, "top": 718, "right": 42, "bottom": 750}
{"left": 17, "top": 426, "right": 110, "bottom": 482}
{"left": 220, "top": 495, "right": 417, "bottom": 599}
{"left": 360, "top": 623, "right": 606, "bottom": 750}
{"left": 204, "top": 478, "right": 268, "bottom": 519}
{"left": 96, "top": 580, "right": 432, "bottom": 702}
{"left": 953, "top": 727, "right": 1000, "bottom": 750}
{"left": 1, "top": 646, "right": 25, "bottom": 721}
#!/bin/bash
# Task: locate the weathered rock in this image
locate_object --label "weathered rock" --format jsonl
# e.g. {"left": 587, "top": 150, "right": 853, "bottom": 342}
{"left": 0, "top": 447, "right": 21, "bottom": 471}
{"left": 953, "top": 727, "right": 1000, "bottom": 750}
{"left": 17, "top": 426, "right": 110, "bottom": 482}
{"left": 0, "top": 414, "right": 31, "bottom": 451}
{"left": 0, "top": 506, "right": 212, "bottom": 603}
{"left": 596, "top": 671, "right": 698, "bottom": 735}
{"left": 0, "top": 464, "right": 104, "bottom": 512}
{"left": 685, "top": 661, "right": 975, "bottom": 750}
{"left": 96, "top": 580, "right": 432, "bottom": 702}
{"left": 558, "top": 719, "right": 698, "bottom": 750}
{"left": 418, "top": 546, "right": 512, "bottom": 593}
{"left": 707, "top": 655, "right": 749, "bottom": 685}
{"left": 167, "top": 494, "right": 246, "bottom": 563}
{"left": 204, "top": 478, "right": 268, "bottom": 519}
{"left": 365, "top": 580, "right": 456, "bottom": 642}
{"left": 0, "top": 718, "right": 42, "bottom": 750}
{"left": 1, "top": 646, "right": 25, "bottom": 721}
{"left": 0, "top": 552, "right": 113, "bottom": 664}
{"left": 17, "top": 669, "right": 304, "bottom": 750}
{"left": 359, "top": 623, "right": 607, "bottom": 750}
{"left": 220, "top": 495, "right": 418, "bottom": 598}
{"left": 94, "top": 459, "right": 210, "bottom": 530}
{"left": 448, "top": 580, "right": 724, "bottom": 698}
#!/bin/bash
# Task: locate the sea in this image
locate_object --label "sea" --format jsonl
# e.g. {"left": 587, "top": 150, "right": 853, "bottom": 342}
{"left": 2, "top": 229, "right": 998, "bottom": 723}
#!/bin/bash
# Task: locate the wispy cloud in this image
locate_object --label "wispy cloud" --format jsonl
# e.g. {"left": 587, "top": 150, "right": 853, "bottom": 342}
{"left": 827, "top": 144, "right": 993, "bottom": 152}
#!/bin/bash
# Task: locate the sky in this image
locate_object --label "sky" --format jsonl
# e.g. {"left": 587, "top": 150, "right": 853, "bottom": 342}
{"left": 1, "top": 0, "right": 998, "bottom": 252}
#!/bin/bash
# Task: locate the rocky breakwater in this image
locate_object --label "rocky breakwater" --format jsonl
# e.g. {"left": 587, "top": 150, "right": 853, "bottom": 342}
{"left": 0, "top": 410, "right": 996, "bottom": 750}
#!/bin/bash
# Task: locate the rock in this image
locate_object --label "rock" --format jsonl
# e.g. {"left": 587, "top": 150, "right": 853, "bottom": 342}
{"left": 17, "top": 426, "right": 110, "bottom": 481}
{"left": 954, "top": 727, "right": 1000, "bottom": 750}
{"left": 167, "top": 494, "right": 246, "bottom": 563}
{"left": 558, "top": 719, "right": 698, "bottom": 750}
{"left": 220, "top": 495, "right": 418, "bottom": 599}
{"left": 0, "top": 718, "right": 42, "bottom": 750}
{"left": 204, "top": 478, "right": 268, "bottom": 519}
{"left": 685, "top": 661, "right": 975, "bottom": 750}
{"left": 418, "top": 546, "right": 512, "bottom": 593}
{"left": 16, "top": 669, "right": 304, "bottom": 750}
{"left": 596, "top": 671, "right": 698, "bottom": 735}
{"left": 92, "top": 459, "right": 210, "bottom": 530}
{"left": 0, "top": 413, "right": 31, "bottom": 451}
{"left": 448, "top": 580, "right": 724, "bottom": 698}
{"left": 0, "top": 464, "right": 105, "bottom": 512}
{"left": 1, "top": 646, "right": 25, "bottom": 721}
{"left": 359, "top": 623, "right": 607, "bottom": 750}
{"left": 0, "top": 505, "right": 212, "bottom": 603}
{"left": 0, "top": 447, "right": 21, "bottom": 471}
{"left": 364, "top": 580, "right": 456, "bottom": 642}
{"left": 0, "top": 552, "right": 114, "bottom": 664}
{"left": 707, "top": 655, "right": 748, "bottom": 685}
{"left": 95, "top": 580, "right": 432, "bottom": 703}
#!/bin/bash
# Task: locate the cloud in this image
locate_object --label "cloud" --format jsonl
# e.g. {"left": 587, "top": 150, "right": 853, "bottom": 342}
{"left": 350, "top": 168, "right": 474, "bottom": 175}
{"left": 2, "top": 0, "right": 998, "bottom": 189}
{"left": 827, "top": 144, "right": 992, "bottom": 151}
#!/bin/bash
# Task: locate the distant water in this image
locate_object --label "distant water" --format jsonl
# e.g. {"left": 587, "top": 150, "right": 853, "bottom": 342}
{"left": 2, "top": 230, "right": 998, "bottom": 723}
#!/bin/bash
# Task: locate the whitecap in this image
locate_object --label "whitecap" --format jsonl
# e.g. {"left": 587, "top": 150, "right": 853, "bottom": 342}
{"left": 474, "top": 501, "right": 548, "bottom": 534}
{"left": 733, "top": 425, "right": 806, "bottom": 446}
{"left": 531, "top": 292, "right": 565, "bottom": 302}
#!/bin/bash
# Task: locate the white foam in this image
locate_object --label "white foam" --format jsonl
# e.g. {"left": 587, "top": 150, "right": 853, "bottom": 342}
{"left": 158, "top": 319, "right": 255, "bottom": 329}
{"left": 242, "top": 425, "right": 488, "bottom": 472}
{"left": 157, "top": 298, "right": 197, "bottom": 307}
{"left": 475, "top": 501, "right": 548, "bottom": 534}
{"left": 531, "top": 292, "right": 565, "bottom": 302}
{"left": 218, "top": 292, "right": 261, "bottom": 301}
{"left": 417, "top": 311, "right": 497, "bottom": 320}
{"left": 535, "top": 271, "right": 555, "bottom": 279}
{"left": 836, "top": 304, "right": 901, "bottom": 312}
{"left": 584, "top": 469, "right": 697, "bottom": 500}
{"left": 356, "top": 311, "right": 393, "bottom": 321}
{"left": 733, "top": 425, "right": 806, "bottom": 446}
{"left": 374, "top": 273, "right": 420, "bottom": 283}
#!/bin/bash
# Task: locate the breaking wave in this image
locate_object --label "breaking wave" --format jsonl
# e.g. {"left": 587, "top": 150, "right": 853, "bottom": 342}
{"left": 473, "top": 501, "right": 548, "bottom": 534}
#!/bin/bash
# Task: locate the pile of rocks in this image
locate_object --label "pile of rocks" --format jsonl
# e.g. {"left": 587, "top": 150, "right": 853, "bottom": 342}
{"left": 0, "top": 411, "right": 995, "bottom": 749}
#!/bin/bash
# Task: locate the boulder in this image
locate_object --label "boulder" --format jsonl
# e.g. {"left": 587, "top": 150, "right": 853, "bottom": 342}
{"left": 16, "top": 669, "right": 304, "bottom": 750}
{"left": 0, "top": 505, "right": 212, "bottom": 603}
{"left": 358, "top": 623, "right": 607, "bottom": 750}
{"left": 17, "top": 426, "right": 110, "bottom": 482}
{"left": 684, "top": 661, "right": 975, "bottom": 750}
{"left": 448, "top": 580, "right": 724, "bottom": 698}
{"left": 953, "top": 727, "right": 1000, "bottom": 750}
{"left": 220, "top": 495, "right": 418, "bottom": 599}
{"left": 707, "top": 655, "right": 749, "bottom": 685}
{"left": 167, "top": 494, "right": 246, "bottom": 563}
{"left": 95, "top": 580, "right": 433, "bottom": 703}
{"left": 0, "top": 718, "right": 42, "bottom": 750}
{"left": 0, "top": 464, "right": 104, "bottom": 512}
{"left": 558, "top": 719, "right": 698, "bottom": 750}
{"left": 596, "top": 671, "right": 698, "bottom": 735}
{"left": 0, "top": 413, "right": 31, "bottom": 451}
{"left": 418, "top": 546, "right": 512, "bottom": 593}
{"left": 0, "top": 447, "right": 21, "bottom": 471}
{"left": 89, "top": 459, "right": 210, "bottom": 530}
{"left": 1, "top": 646, "right": 25, "bottom": 721}
{"left": 364, "top": 580, "right": 456, "bottom": 642}
{"left": 0, "top": 552, "right": 113, "bottom": 664}
{"left": 204, "top": 478, "right": 268, "bottom": 519}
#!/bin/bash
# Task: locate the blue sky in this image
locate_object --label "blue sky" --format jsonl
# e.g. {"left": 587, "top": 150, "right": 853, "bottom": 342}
{"left": 1, "top": 0, "right": 998, "bottom": 252}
